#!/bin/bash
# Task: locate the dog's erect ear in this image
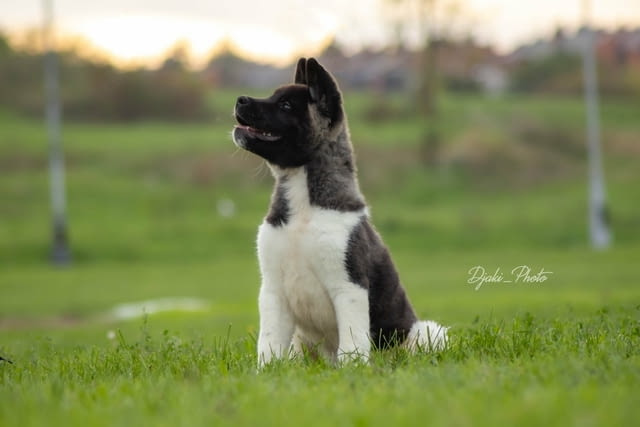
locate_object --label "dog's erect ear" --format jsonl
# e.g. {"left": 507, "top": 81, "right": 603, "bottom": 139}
{"left": 305, "top": 58, "right": 342, "bottom": 125}
{"left": 294, "top": 57, "right": 307, "bottom": 84}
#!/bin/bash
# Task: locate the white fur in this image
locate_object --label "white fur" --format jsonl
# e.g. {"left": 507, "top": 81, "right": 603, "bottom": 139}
{"left": 404, "top": 320, "right": 449, "bottom": 352}
{"left": 257, "top": 167, "right": 370, "bottom": 365}
{"left": 255, "top": 167, "right": 448, "bottom": 367}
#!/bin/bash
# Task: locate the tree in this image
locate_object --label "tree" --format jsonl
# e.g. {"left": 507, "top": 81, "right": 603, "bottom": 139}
{"left": 386, "top": 0, "right": 465, "bottom": 166}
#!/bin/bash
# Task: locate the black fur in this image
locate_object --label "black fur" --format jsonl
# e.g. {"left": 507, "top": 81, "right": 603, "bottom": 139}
{"left": 265, "top": 177, "right": 289, "bottom": 227}
{"left": 304, "top": 58, "right": 343, "bottom": 127}
{"left": 305, "top": 132, "right": 365, "bottom": 212}
{"left": 234, "top": 85, "right": 314, "bottom": 169}
{"left": 234, "top": 58, "right": 364, "bottom": 212}
{"left": 294, "top": 57, "right": 307, "bottom": 85}
{"left": 345, "top": 218, "right": 418, "bottom": 348}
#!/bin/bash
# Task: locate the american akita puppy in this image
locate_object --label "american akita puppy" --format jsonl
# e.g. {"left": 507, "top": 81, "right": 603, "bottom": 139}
{"left": 233, "top": 57, "right": 447, "bottom": 366}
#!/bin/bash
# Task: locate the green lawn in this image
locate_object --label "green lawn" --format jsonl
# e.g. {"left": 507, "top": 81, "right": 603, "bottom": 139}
{"left": 1, "top": 92, "right": 639, "bottom": 426}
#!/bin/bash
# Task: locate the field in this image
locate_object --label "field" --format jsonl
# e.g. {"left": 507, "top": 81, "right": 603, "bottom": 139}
{"left": 1, "top": 90, "right": 639, "bottom": 426}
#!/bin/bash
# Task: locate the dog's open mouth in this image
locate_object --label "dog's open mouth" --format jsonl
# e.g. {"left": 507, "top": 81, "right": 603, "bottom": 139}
{"left": 234, "top": 125, "right": 281, "bottom": 142}
{"left": 234, "top": 111, "right": 282, "bottom": 142}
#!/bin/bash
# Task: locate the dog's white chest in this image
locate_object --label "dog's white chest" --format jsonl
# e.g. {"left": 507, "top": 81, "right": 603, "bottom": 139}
{"left": 256, "top": 169, "right": 364, "bottom": 339}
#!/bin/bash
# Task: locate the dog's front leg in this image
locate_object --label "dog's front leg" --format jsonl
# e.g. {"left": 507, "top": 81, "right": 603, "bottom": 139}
{"left": 257, "top": 284, "right": 294, "bottom": 368}
{"left": 331, "top": 284, "right": 371, "bottom": 363}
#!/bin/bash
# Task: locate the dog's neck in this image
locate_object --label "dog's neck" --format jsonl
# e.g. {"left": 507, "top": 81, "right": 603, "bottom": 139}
{"left": 266, "top": 132, "right": 366, "bottom": 227}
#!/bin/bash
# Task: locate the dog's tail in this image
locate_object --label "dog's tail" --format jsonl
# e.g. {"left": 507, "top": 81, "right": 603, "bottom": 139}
{"left": 404, "top": 320, "right": 448, "bottom": 352}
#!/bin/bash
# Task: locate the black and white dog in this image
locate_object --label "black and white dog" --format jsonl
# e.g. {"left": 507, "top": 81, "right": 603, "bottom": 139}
{"left": 233, "top": 58, "right": 447, "bottom": 366}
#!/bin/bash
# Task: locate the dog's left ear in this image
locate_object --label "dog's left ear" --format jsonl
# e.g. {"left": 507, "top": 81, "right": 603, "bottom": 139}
{"left": 294, "top": 58, "right": 307, "bottom": 84}
{"left": 305, "top": 58, "right": 342, "bottom": 125}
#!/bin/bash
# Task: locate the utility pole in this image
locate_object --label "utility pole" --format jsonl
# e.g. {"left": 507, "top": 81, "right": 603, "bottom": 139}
{"left": 582, "top": 0, "right": 611, "bottom": 250}
{"left": 43, "top": 0, "right": 71, "bottom": 264}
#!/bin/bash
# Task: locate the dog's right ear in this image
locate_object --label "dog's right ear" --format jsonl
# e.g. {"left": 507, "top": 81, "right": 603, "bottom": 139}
{"left": 294, "top": 57, "right": 307, "bottom": 84}
{"left": 305, "top": 58, "right": 342, "bottom": 126}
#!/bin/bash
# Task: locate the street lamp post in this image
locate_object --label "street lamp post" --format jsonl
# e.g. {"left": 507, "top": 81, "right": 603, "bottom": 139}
{"left": 582, "top": 0, "right": 611, "bottom": 250}
{"left": 43, "top": 0, "right": 71, "bottom": 264}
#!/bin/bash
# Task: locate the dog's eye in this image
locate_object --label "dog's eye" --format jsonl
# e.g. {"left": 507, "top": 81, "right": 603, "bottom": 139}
{"left": 279, "top": 100, "right": 292, "bottom": 112}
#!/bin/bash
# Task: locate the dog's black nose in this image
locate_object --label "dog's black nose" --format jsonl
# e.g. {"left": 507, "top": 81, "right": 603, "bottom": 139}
{"left": 237, "top": 96, "right": 250, "bottom": 106}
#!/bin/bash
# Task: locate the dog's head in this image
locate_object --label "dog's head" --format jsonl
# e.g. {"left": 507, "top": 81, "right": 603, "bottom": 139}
{"left": 232, "top": 57, "right": 345, "bottom": 168}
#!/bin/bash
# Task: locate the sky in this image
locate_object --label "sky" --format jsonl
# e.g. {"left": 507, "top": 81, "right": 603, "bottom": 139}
{"left": 2, "top": 0, "right": 640, "bottom": 67}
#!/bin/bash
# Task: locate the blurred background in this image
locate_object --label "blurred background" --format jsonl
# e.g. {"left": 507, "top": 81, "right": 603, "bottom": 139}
{"left": 1, "top": 0, "right": 638, "bottom": 340}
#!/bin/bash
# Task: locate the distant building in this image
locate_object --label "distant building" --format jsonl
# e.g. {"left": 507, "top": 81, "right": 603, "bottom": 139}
{"left": 203, "top": 26, "right": 640, "bottom": 95}
{"left": 508, "top": 26, "right": 640, "bottom": 69}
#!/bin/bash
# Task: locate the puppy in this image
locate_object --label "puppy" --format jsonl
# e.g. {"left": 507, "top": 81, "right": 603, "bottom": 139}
{"left": 233, "top": 57, "right": 447, "bottom": 366}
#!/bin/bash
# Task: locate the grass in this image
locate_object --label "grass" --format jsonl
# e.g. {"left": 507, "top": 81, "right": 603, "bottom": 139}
{"left": 2, "top": 308, "right": 639, "bottom": 426}
{"left": 1, "top": 91, "right": 640, "bottom": 426}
